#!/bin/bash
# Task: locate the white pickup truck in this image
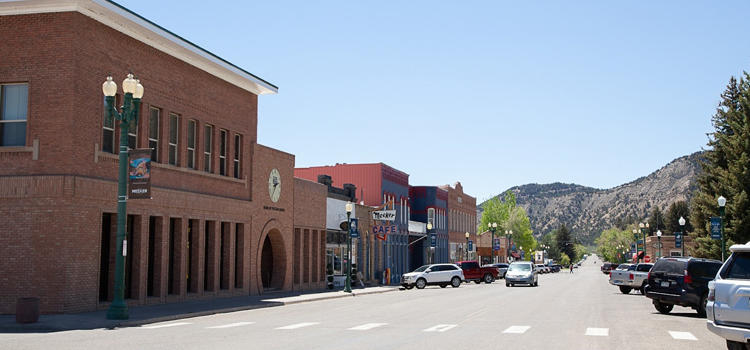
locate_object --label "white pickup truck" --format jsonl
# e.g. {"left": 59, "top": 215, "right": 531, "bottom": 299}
{"left": 609, "top": 263, "right": 653, "bottom": 294}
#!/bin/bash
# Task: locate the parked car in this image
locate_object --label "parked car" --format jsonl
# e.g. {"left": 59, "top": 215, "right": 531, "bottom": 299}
{"left": 483, "top": 263, "right": 509, "bottom": 278}
{"left": 506, "top": 261, "right": 538, "bottom": 287}
{"left": 645, "top": 257, "right": 722, "bottom": 317}
{"left": 548, "top": 264, "right": 562, "bottom": 273}
{"left": 706, "top": 241, "right": 750, "bottom": 349}
{"left": 535, "top": 264, "right": 549, "bottom": 274}
{"left": 458, "top": 261, "right": 500, "bottom": 283}
{"left": 601, "top": 262, "right": 617, "bottom": 274}
{"left": 401, "top": 264, "right": 464, "bottom": 289}
{"left": 609, "top": 263, "right": 652, "bottom": 294}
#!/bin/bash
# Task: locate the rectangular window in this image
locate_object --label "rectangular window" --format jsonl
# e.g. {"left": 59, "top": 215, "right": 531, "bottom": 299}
{"left": 168, "top": 113, "right": 179, "bottom": 166}
{"left": 187, "top": 119, "right": 196, "bottom": 169}
{"left": 428, "top": 208, "right": 435, "bottom": 228}
{"left": 219, "top": 129, "right": 227, "bottom": 176}
{"left": 101, "top": 96, "right": 114, "bottom": 153}
{"left": 233, "top": 134, "right": 241, "bottom": 179}
{"left": 148, "top": 107, "right": 160, "bottom": 162}
{"left": 203, "top": 125, "right": 213, "bottom": 172}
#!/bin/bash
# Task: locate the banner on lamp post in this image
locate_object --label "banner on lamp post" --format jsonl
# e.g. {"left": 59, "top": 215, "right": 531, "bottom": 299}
{"left": 128, "top": 149, "right": 152, "bottom": 199}
{"left": 710, "top": 217, "right": 721, "bottom": 240}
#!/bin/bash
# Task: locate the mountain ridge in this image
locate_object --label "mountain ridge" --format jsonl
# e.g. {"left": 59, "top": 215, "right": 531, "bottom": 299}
{"left": 479, "top": 152, "right": 703, "bottom": 244}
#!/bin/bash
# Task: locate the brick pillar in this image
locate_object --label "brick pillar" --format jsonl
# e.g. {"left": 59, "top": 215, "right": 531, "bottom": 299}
{"left": 155, "top": 215, "right": 168, "bottom": 300}
{"left": 196, "top": 219, "right": 205, "bottom": 294}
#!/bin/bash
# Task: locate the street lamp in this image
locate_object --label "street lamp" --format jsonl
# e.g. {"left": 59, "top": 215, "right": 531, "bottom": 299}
{"left": 678, "top": 216, "right": 686, "bottom": 257}
{"left": 505, "top": 230, "right": 512, "bottom": 263}
{"left": 465, "top": 232, "right": 470, "bottom": 260}
{"left": 344, "top": 201, "right": 353, "bottom": 293}
{"left": 488, "top": 222, "right": 498, "bottom": 263}
{"left": 656, "top": 230, "right": 662, "bottom": 259}
{"left": 718, "top": 196, "right": 727, "bottom": 261}
{"left": 638, "top": 222, "right": 647, "bottom": 263}
{"left": 103, "top": 74, "right": 144, "bottom": 320}
{"left": 427, "top": 222, "right": 434, "bottom": 264}
{"left": 632, "top": 228, "right": 638, "bottom": 261}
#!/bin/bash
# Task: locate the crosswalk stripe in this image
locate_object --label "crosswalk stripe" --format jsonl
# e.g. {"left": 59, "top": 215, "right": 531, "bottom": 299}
{"left": 502, "top": 325, "right": 530, "bottom": 334}
{"left": 206, "top": 322, "right": 255, "bottom": 329}
{"left": 141, "top": 322, "right": 192, "bottom": 329}
{"left": 348, "top": 323, "right": 388, "bottom": 331}
{"left": 423, "top": 324, "right": 457, "bottom": 332}
{"left": 275, "top": 322, "right": 320, "bottom": 330}
{"left": 669, "top": 331, "right": 697, "bottom": 341}
{"left": 585, "top": 328, "right": 609, "bottom": 336}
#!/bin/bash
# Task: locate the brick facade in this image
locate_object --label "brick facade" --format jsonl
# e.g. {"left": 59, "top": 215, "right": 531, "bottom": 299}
{"left": 441, "top": 182, "right": 478, "bottom": 261}
{"left": 0, "top": 6, "right": 323, "bottom": 314}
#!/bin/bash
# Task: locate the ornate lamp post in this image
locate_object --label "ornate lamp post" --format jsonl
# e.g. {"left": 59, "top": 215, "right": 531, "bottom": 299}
{"left": 344, "top": 201, "right": 353, "bottom": 293}
{"left": 639, "top": 222, "right": 649, "bottom": 262}
{"left": 718, "top": 196, "right": 727, "bottom": 261}
{"left": 656, "top": 230, "right": 662, "bottom": 259}
{"left": 632, "top": 228, "right": 639, "bottom": 262}
{"left": 427, "top": 222, "right": 434, "bottom": 264}
{"left": 505, "top": 229, "right": 512, "bottom": 263}
{"left": 678, "top": 216, "right": 686, "bottom": 257}
{"left": 488, "top": 222, "right": 498, "bottom": 263}
{"left": 103, "top": 74, "right": 144, "bottom": 320}
{"left": 465, "top": 232, "right": 470, "bottom": 260}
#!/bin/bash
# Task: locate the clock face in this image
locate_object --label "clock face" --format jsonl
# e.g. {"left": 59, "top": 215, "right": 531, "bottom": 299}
{"left": 268, "top": 168, "right": 281, "bottom": 202}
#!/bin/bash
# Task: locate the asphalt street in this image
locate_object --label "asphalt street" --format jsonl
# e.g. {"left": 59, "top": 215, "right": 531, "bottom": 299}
{"left": 1, "top": 258, "right": 725, "bottom": 350}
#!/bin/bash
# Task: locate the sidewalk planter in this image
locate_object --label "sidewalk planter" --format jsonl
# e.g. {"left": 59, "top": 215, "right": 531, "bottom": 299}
{"left": 16, "top": 297, "right": 40, "bottom": 324}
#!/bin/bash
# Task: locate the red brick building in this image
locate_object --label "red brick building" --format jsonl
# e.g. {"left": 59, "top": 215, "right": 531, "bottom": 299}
{"left": 0, "top": 0, "right": 326, "bottom": 314}
{"left": 440, "top": 182, "right": 477, "bottom": 262}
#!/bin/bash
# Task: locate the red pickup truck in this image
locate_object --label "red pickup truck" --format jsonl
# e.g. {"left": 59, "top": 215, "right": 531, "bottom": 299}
{"left": 457, "top": 261, "right": 500, "bottom": 284}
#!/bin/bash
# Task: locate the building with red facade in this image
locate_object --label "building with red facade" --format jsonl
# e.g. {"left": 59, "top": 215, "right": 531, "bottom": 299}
{"left": 440, "top": 182, "right": 478, "bottom": 262}
{"left": 0, "top": 0, "right": 326, "bottom": 314}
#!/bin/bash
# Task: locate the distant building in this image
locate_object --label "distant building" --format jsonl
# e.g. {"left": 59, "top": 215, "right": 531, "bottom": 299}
{"left": 440, "top": 182, "right": 478, "bottom": 262}
{"left": 409, "top": 186, "right": 449, "bottom": 268}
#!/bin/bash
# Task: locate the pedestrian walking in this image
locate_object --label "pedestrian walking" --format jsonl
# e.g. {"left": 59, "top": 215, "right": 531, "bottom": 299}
{"left": 569, "top": 264, "right": 574, "bottom": 273}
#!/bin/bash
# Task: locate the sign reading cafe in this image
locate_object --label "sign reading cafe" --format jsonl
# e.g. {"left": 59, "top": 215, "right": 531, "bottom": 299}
{"left": 128, "top": 149, "right": 152, "bottom": 199}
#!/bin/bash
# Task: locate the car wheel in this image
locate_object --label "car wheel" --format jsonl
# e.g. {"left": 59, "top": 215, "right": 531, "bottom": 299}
{"left": 726, "top": 340, "right": 750, "bottom": 350}
{"left": 451, "top": 277, "right": 461, "bottom": 288}
{"left": 473, "top": 280, "right": 481, "bottom": 284}
{"left": 697, "top": 294, "right": 708, "bottom": 318}
{"left": 416, "top": 278, "right": 427, "bottom": 289}
{"left": 619, "top": 286, "right": 632, "bottom": 294}
{"left": 640, "top": 282, "right": 647, "bottom": 295}
{"left": 440, "top": 284, "right": 447, "bottom": 288}
{"left": 534, "top": 280, "right": 538, "bottom": 287}
{"left": 405, "top": 285, "right": 413, "bottom": 290}
{"left": 506, "top": 283, "right": 510, "bottom": 287}
{"left": 653, "top": 301, "right": 673, "bottom": 314}
{"left": 483, "top": 274, "right": 493, "bottom": 284}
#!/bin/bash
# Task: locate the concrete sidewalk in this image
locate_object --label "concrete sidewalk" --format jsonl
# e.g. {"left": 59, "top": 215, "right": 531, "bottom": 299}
{"left": 0, "top": 286, "right": 398, "bottom": 333}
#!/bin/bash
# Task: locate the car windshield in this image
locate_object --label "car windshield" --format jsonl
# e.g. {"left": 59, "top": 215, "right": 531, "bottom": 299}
{"left": 412, "top": 265, "right": 430, "bottom": 272}
{"left": 509, "top": 264, "right": 531, "bottom": 272}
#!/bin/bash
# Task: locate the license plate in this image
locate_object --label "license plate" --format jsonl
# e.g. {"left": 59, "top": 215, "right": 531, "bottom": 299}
{"left": 661, "top": 282, "right": 670, "bottom": 287}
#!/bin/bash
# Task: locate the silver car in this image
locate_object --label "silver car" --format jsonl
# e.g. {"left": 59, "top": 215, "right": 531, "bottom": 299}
{"left": 505, "top": 261, "right": 539, "bottom": 287}
{"left": 706, "top": 241, "right": 750, "bottom": 349}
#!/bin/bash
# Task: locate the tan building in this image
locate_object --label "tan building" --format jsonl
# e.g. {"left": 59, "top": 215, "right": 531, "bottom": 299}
{"left": 644, "top": 234, "right": 694, "bottom": 261}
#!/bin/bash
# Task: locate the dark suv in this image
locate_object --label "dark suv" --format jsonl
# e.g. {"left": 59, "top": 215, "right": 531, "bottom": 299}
{"left": 645, "top": 257, "right": 722, "bottom": 317}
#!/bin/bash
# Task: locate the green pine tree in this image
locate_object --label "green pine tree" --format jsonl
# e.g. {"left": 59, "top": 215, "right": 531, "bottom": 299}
{"left": 665, "top": 201, "right": 692, "bottom": 235}
{"left": 647, "top": 206, "right": 666, "bottom": 234}
{"left": 555, "top": 224, "right": 575, "bottom": 260}
{"left": 690, "top": 74, "right": 750, "bottom": 259}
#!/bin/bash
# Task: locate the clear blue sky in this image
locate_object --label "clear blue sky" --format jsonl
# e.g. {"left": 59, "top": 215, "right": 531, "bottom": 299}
{"left": 118, "top": 0, "right": 750, "bottom": 202}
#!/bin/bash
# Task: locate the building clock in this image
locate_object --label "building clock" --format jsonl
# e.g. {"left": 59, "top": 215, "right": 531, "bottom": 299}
{"left": 268, "top": 168, "right": 281, "bottom": 202}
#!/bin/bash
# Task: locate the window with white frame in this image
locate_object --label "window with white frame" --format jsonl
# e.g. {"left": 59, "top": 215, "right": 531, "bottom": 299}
{"left": 101, "top": 95, "right": 115, "bottom": 153}
{"left": 0, "top": 83, "right": 27, "bottom": 147}
{"left": 186, "top": 119, "right": 196, "bottom": 169}
{"left": 168, "top": 113, "right": 179, "bottom": 166}
{"left": 148, "top": 107, "right": 159, "bottom": 162}
{"left": 219, "top": 129, "right": 227, "bottom": 176}
{"left": 233, "top": 133, "right": 241, "bottom": 178}
{"left": 203, "top": 124, "right": 213, "bottom": 172}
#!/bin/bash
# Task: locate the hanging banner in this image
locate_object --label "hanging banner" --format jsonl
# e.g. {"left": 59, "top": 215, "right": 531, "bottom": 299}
{"left": 710, "top": 217, "right": 721, "bottom": 240}
{"left": 128, "top": 149, "right": 152, "bottom": 199}
{"left": 468, "top": 240, "right": 473, "bottom": 251}
{"left": 349, "top": 218, "right": 360, "bottom": 238}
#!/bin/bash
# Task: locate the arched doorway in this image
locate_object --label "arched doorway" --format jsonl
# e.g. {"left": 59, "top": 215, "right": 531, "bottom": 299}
{"left": 258, "top": 228, "right": 286, "bottom": 292}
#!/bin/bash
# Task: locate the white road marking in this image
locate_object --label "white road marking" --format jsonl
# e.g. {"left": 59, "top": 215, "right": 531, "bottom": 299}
{"left": 423, "top": 324, "right": 458, "bottom": 332}
{"left": 141, "top": 322, "right": 192, "bottom": 329}
{"left": 206, "top": 322, "right": 255, "bottom": 329}
{"left": 585, "top": 328, "right": 609, "bottom": 336}
{"left": 275, "top": 322, "right": 320, "bottom": 330}
{"left": 348, "top": 323, "right": 388, "bottom": 331}
{"left": 502, "top": 325, "right": 531, "bottom": 334}
{"left": 669, "top": 331, "right": 697, "bottom": 341}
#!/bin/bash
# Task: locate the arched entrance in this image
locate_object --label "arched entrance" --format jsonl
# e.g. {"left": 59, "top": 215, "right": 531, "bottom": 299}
{"left": 258, "top": 228, "right": 286, "bottom": 292}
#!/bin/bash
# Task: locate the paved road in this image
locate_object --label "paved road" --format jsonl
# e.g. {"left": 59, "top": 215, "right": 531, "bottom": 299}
{"left": 1, "top": 257, "right": 725, "bottom": 350}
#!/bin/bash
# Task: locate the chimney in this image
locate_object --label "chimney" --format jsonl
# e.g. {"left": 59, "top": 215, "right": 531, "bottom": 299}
{"left": 343, "top": 183, "right": 357, "bottom": 201}
{"left": 317, "top": 174, "right": 332, "bottom": 187}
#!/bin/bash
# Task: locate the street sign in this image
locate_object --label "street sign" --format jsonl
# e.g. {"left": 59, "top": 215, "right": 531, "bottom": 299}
{"left": 468, "top": 240, "right": 473, "bottom": 251}
{"left": 710, "top": 217, "right": 721, "bottom": 240}
{"left": 349, "top": 218, "right": 359, "bottom": 238}
{"left": 675, "top": 232, "right": 682, "bottom": 248}
{"left": 430, "top": 233, "right": 437, "bottom": 247}
{"left": 372, "top": 210, "right": 396, "bottom": 221}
